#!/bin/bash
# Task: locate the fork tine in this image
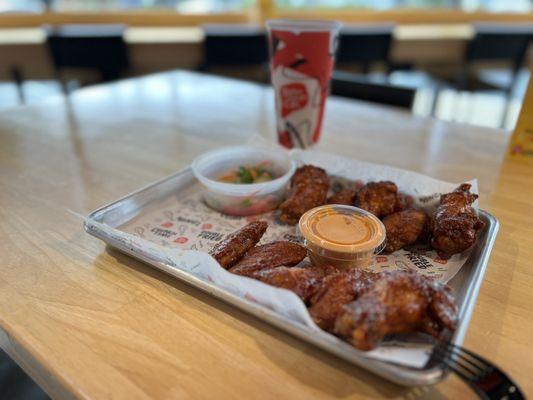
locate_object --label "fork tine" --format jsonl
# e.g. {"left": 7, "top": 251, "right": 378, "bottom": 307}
{"left": 432, "top": 346, "right": 482, "bottom": 377}
{"left": 442, "top": 341, "right": 496, "bottom": 377}
{"left": 438, "top": 356, "right": 476, "bottom": 381}
{"left": 427, "top": 339, "right": 525, "bottom": 400}
{"left": 445, "top": 341, "right": 492, "bottom": 369}
{"left": 438, "top": 342, "right": 486, "bottom": 370}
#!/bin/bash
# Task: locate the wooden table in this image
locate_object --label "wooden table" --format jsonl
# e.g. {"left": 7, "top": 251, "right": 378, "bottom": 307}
{"left": 0, "top": 71, "right": 531, "bottom": 399}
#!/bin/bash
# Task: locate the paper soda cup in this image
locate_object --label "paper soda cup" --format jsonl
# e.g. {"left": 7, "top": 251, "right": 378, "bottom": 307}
{"left": 267, "top": 19, "right": 341, "bottom": 149}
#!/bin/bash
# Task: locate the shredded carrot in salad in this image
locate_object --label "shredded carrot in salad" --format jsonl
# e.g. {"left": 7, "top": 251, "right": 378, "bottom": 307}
{"left": 218, "top": 163, "right": 276, "bottom": 184}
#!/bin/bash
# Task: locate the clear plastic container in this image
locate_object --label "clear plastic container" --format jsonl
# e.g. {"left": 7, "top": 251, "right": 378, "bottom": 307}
{"left": 299, "top": 205, "right": 386, "bottom": 269}
{"left": 191, "top": 146, "right": 296, "bottom": 216}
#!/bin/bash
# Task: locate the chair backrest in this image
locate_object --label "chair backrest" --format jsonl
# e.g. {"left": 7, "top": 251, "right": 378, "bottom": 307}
{"left": 45, "top": 24, "right": 129, "bottom": 81}
{"left": 336, "top": 24, "right": 394, "bottom": 65}
{"left": 202, "top": 24, "right": 268, "bottom": 68}
{"left": 467, "top": 23, "right": 533, "bottom": 70}
{"left": 330, "top": 71, "right": 415, "bottom": 109}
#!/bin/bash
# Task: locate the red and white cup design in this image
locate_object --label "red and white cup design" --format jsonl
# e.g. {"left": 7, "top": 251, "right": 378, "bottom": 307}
{"left": 267, "top": 20, "right": 341, "bottom": 149}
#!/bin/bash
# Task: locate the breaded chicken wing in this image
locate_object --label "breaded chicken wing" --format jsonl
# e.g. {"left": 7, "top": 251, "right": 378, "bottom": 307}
{"left": 327, "top": 187, "right": 356, "bottom": 205}
{"left": 229, "top": 241, "right": 307, "bottom": 277}
{"left": 250, "top": 263, "right": 338, "bottom": 302}
{"left": 209, "top": 221, "right": 267, "bottom": 269}
{"left": 308, "top": 269, "right": 379, "bottom": 330}
{"left": 279, "top": 165, "right": 329, "bottom": 225}
{"left": 333, "top": 270, "right": 457, "bottom": 351}
{"left": 353, "top": 181, "right": 406, "bottom": 218}
{"left": 383, "top": 209, "right": 429, "bottom": 253}
{"left": 430, "top": 184, "right": 485, "bottom": 257}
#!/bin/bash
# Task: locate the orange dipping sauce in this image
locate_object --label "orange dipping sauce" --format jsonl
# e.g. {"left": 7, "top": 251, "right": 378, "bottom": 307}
{"left": 298, "top": 205, "right": 386, "bottom": 269}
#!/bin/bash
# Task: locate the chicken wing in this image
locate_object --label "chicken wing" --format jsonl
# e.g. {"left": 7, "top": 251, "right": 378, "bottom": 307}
{"left": 333, "top": 270, "right": 457, "bottom": 351}
{"left": 430, "top": 183, "right": 485, "bottom": 257}
{"left": 250, "top": 263, "right": 338, "bottom": 303}
{"left": 327, "top": 186, "right": 356, "bottom": 205}
{"left": 229, "top": 241, "right": 307, "bottom": 277}
{"left": 279, "top": 165, "right": 329, "bottom": 225}
{"left": 209, "top": 221, "right": 268, "bottom": 269}
{"left": 353, "top": 181, "right": 407, "bottom": 218}
{"left": 308, "top": 269, "right": 379, "bottom": 330}
{"left": 383, "top": 209, "right": 429, "bottom": 253}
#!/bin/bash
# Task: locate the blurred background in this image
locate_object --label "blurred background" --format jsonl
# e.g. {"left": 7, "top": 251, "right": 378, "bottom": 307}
{"left": 1, "top": 0, "right": 533, "bottom": 129}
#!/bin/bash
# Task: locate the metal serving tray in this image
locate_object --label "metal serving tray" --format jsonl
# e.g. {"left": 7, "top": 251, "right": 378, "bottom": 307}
{"left": 85, "top": 166, "right": 499, "bottom": 387}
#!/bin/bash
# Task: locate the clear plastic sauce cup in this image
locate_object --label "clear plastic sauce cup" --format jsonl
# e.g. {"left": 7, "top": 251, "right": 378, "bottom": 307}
{"left": 191, "top": 146, "right": 295, "bottom": 216}
{"left": 299, "top": 205, "right": 386, "bottom": 269}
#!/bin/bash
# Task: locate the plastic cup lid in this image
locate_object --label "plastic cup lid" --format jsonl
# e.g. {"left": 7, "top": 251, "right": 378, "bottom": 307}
{"left": 299, "top": 205, "right": 385, "bottom": 254}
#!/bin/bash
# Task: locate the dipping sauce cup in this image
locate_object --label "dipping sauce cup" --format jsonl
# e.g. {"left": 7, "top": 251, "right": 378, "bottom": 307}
{"left": 299, "top": 205, "right": 386, "bottom": 269}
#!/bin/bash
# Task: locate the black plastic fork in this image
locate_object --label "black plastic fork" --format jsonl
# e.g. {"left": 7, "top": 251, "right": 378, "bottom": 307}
{"left": 429, "top": 340, "right": 525, "bottom": 400}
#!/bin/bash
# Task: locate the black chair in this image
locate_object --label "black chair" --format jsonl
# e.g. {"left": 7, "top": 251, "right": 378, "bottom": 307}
{"left": 336, "top": 24, "right": 395, "bottom": 74}
{"left": 200, "top": 24, "right": 268, "bottom": 82}
{"left": 45, "top": 24, "right": 130, "bottom": 92}
{"left": 455, "top": 23, "right": 533, "bottom": 93}
{"left": 427, "top": 23, "right": 533, "bottom": 126}
{"left": 331, "top": 71, "right": 416, "bottom": 110}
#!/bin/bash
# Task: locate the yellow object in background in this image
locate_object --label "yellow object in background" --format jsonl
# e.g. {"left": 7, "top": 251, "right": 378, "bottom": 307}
{"left": 509, "top": 72, "right": 533, "bottom": 160}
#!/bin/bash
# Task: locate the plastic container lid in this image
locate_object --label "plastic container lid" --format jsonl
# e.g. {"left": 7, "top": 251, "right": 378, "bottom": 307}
{"left": 299, "top": 205, "right": 386, "bottom": 260}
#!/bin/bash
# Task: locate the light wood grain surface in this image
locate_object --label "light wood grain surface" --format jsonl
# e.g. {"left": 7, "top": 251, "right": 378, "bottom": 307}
{"left": 0, "top": 71, "right": 531, "bottom": 399}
